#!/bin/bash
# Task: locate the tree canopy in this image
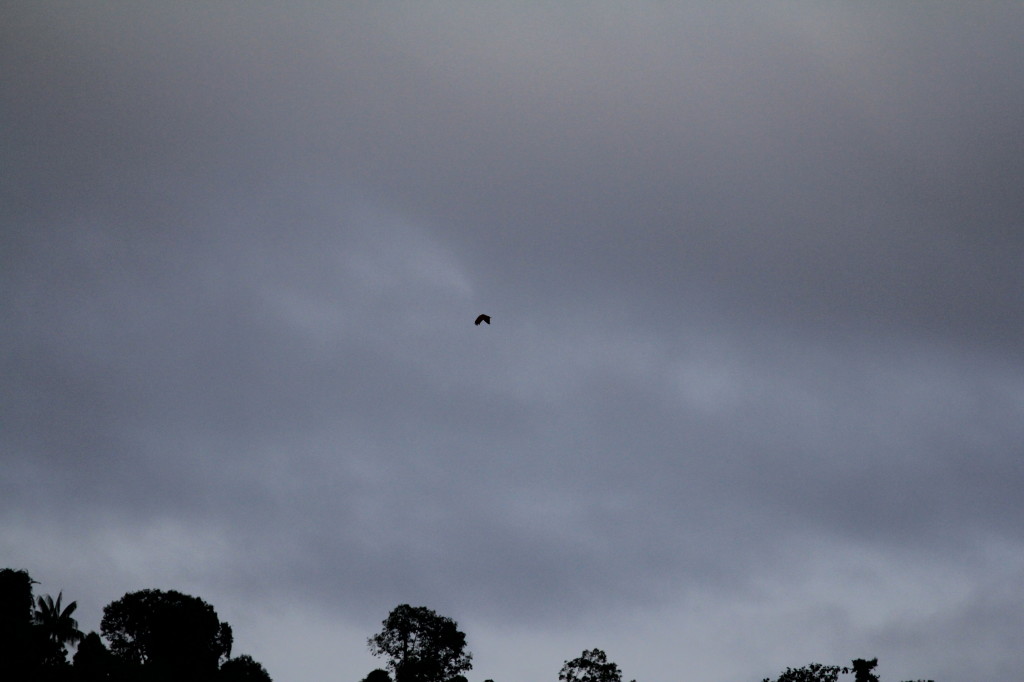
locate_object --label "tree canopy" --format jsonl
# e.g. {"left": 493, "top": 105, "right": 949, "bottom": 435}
{"left": 362, "top": 668, "right": 395, "bottom": 682}
{"left": 220, "top": 654, "right": 274, "bottom": 682}
{"left": 559, "top": 648, "right": 633, "bottom": 682}
{"left": 101, "top": 588, "right": 233, "bottom": 681}
{"left": 34, "top": 591, "right": 84, "bottom": 656}
{"left": 368, "top": 604, "right": 473, "bottom": 682}
{"left": 2, "top": 568, "right": 942, "bottom": 682}
{"left": 763, "top": 662, "right": 847, "bottom": 682}
{"left": 2, "top": 568, "right": 273, "bottom": 682}
{"left": 762, "top": 658, "right": 931, "bottom": 682}
{"left": 73, "top": 631, "right": 117, "bottom": 682}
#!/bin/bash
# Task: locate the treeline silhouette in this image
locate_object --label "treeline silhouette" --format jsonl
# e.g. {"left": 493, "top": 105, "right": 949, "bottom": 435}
{"left": 362, "top": 604, "right": 933, "bottom": 682}
{"left": 1, "top": 568, "right": 269, "bottom": 682}
{"left": 3, "top": 568, "right": 933, "bottom": 682}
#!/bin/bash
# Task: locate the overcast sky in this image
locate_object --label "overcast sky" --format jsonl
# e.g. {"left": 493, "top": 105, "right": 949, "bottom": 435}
{"left": 3, "top": 3, "right": 1023, "bottom": 682}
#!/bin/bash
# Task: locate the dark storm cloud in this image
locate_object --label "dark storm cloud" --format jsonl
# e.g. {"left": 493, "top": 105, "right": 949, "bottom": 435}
{"left": 3, "top": 3, "right": 1024, "bottom": 682}
{"left": 5, "top": 3, "right": 1022, "bottom": 350}
{"left": 292, "top": 3, "right": 1024, "bottom": 349}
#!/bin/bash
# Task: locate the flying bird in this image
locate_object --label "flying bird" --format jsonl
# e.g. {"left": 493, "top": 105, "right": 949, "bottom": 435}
{"left": 475, "top": 314, "right": 491, "bottom": 326}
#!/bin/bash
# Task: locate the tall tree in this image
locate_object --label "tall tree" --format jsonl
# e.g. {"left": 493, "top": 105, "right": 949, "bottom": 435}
{"left": 101, "top": 589, "right": 232, "bottom": 682}
{"left": 368, "top": 604, "right": 472, "bottom": 682}
{"left": 0, "top": 568, "right": 37, "bottom": 680}
{"left": 559, "top": 649, "right": 630, "bottom": 682}
{"left": 34, "top": 592, "right": 84, "bottom": 653}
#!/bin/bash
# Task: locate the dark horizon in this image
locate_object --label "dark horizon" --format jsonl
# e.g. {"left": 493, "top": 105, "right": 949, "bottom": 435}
{"left": 0, "top": 571, "right": 928, "bottom": 682}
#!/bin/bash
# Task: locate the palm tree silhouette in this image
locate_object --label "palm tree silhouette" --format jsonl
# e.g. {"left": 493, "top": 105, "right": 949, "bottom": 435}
{"left": 33, "top": 591, "right": 83, "bottom": 651}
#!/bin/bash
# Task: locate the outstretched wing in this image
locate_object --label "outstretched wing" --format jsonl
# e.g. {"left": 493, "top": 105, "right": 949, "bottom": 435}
{"left": 475, "top": 314, "right": 490, "bottom": 325}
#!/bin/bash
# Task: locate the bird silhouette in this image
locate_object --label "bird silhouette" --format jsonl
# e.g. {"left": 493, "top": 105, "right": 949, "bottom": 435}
{"left": 475, "top": 314, "right": 491, "bottom": 326}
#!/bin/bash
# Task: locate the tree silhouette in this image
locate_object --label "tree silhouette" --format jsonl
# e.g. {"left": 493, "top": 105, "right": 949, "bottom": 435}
{"left": 763, "top": 658, "right": 932, "bottom": 682}
{"left": 1, "top": 569, "right": 80, "bottom": 679}
{"left": 1, "top": 567, "right": 937, "bottom": 682}
{"left": 219, "top": 654, "right": 273, "bottom": 682}
{"left": 0, "top": 568, "right": 37, "bottom": 680}
{"left": 101, "top": 589, "right": 232, "bottom": 682}
{"left": 762, "top": 662, "right": 845, "bottom": 682}
{"left": 73, "top": 631, "right": 117, "bottom": 682}
{"left": 362, "top": 668, "right": 394, "bottom": 682}
{"left": 368, "top": 604, "right": 472, "bottom": 682}
{"left": 34, "top": 592, "right": 84, "bottom": 655}
{"left": 559, "top": 649, "right": 631, "bottom": 682}
{"left": 850, "top": 659, "right": 879, "bottom": 682}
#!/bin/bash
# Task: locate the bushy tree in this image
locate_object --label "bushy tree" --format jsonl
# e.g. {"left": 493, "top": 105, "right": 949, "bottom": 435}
{"left": 368, "top": 604, "right": 472, "bottom": 682}
{"left": 762, "top": 662, "right": 845, "bottom": 682}
{"left": 559, "top": 649, "right": 631, "bottom": 682}
{"left": 849, "top": 659, "right": 879, "bottom": 682}
{"left": 219, "top": 654, "right": 272, "bottom": 682}
{"left": 362, "top": 668, "right": 393, "bottom": 682}
{"left": 764, "top": 658, "right": 932, "bottom": 682}
{"left": 101, "top": 589, "right": 232, "bottom": 682}
{"left": 4, "top": 570, "right": 271, "bottom": 682}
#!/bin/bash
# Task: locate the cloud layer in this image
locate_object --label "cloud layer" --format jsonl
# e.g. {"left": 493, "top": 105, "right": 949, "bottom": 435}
{"left": 3, "top": 4, "right": 1023, "bottom": 682}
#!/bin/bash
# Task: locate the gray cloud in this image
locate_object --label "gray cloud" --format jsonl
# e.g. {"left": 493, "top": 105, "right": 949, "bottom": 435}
{"left": 3, "top": 3, "right": 1023, "bottom": 682}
